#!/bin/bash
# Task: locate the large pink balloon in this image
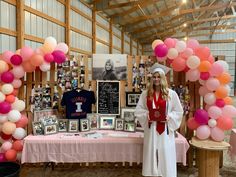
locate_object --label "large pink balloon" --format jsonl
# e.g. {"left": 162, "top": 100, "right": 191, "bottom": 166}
{"left": 209, "top": 63, "right": 224, "bottom": 77}
{"left": 172, "top": 57, "right": 186, "bottom": 71}
{"left": 20, "top": 46, "right": 34, "bottom": 61}
{"left": 186, "top": 69, "right": 200, "bottom": 82}
{"left": 207, "top": 106, "right": 222, "bottom": 119}
{"left": 0, "top": 101, "right": 11, "bottom": 114}
{"left": 10, "top": 54, "right": 22, "bottom": 65}
{"left": 182, "top": 48, "right": 193, "bottom": 58}
{"left": 187, "top": 39, "right": 199, "bottom": 50}
{"left": 55, "top": 43, "right": 68, "bottom": 54}
{"left": 196, "top": 125, "right": 211, "bottom": 140}
{"left": 199, "top": 86, "right": 210, "bottom": 96}
{"left": 205, "top": 78, "right": 220, "bottom": 91}
{"left": 215, "top": 99, "right": 225, "bottom": 108}
{"left": 154, "top": 44, "right": 168, "bottom": 57}
{"left": 164, "top": 38, "right": 176, "bottom": 48}
{"left": 217, "top": 117, "right": 233, "bottom": 130}
{"left": 195, "top": 47, "right": 210, "bottom": 60}
{"left": 52, "top": 50, "right": 66, "bottom": 64}
{"left": 210, "top": 127, "right": 224, "bottom": 141}
{"left": 44, "top": 53, "right": 54, "bottom": 63}
{"left": 194, "top": 109, "right": 209, "bottom": 125}
{"left": 200, "top": 72, "right": 210, "bottom": 80}
{"left": 2, "top": 51, "right": 14, "bottom": 63}
{"left": 187, "top": 117, "right": 200, "bottom": 130}
{"left": 0, "top": 71, "right": 14, "bottom": 83}
{"left": 222, "top": 105, "right": 236, "bottom": 118}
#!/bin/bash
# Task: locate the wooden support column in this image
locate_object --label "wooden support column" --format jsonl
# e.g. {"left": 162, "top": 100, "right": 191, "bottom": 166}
{"left": 92, "top": 9, "right": 96, "bottom": 53}
{"left": 130, "top": 37, "right": 132, "bottom": 55}
{"left": 141, "top": 45, "right": 144, "bottom": 55}
{"left": 109, "top": 19, "right": 113, "bottom": 54}
{"left": 65, "top": 0, "right": 71, "bottom": 53}
{"left": 137, "top": 42, "right": 139, "bottom": 55}
{"left": 121, "top": 30, "right": 124, "bottom": 54}
{"left": 16, "top": 0, "right": 24, "bottom": 100}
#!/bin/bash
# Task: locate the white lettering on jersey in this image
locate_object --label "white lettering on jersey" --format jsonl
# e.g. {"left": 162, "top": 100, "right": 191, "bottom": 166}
{"left": 76, "top": 102, "right": 82, "bottom": 112}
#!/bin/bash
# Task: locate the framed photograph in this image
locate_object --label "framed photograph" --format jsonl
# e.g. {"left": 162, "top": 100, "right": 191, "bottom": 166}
{"left": 121, "top": 108, "right": 136, "bottom": 122}
{"left": 68, "top": 119, "right": 79, "bottom": 132}
{"left": 40, "top": 115, "right": 58, "bottom": 126}
{"left": 87, "top": 113, "right": 99, "bottom": 130}
{"left": 80, "top": 119, "right": 90, "bottom": 132}
{"left": 32, "top": 121, "right": 44, "bottom": 135}
{"left": 99, "top": 116, "right": 115, "bottom": 130}
{"left": 126, "top": 92, "right": 141, "bottom": 107}
{"left": 44, "top": 124, "right": 58, "bottom": 135}
{"left": 135, "top": 118, "right": 144, "bottom": 132}
{"left": 58, "top": 119, "right": 68, "bottom": 132}
{"left": 115, "top": 119, "right": 124, "bottom": 131}
{"left": 33, "top": 109, "right": 58, "bottom": 122}
{"left": 124, "top": 122, "right": 136, "bottom": 132}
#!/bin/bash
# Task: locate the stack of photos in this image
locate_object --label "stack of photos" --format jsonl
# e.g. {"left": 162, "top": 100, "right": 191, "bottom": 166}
{"left": 42, "top": 87, "right": 51, "bottom": 109}
{"left": 121, "top": 108, "right": 136, "bottom": 132}
{"left": 31, "top": 86, "right": 52, "bottom": 110}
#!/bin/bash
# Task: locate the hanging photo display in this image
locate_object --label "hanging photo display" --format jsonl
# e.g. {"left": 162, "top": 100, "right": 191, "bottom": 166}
{"left": 97, "top": 80, "right": 120, "bottom": 115}
{"left": 92, "top": 54, "right": 127, "bottom": 81}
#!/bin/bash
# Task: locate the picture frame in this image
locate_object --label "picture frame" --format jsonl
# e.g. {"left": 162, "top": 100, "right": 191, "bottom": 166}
{"left": 80, "top": 119, "right": 90, "bottom": 132}
{"left": 68, "top": 119, "right": 79, "bottom": 132}
{"left": 126, "top": 92, "right": 141, "bottom": 107}
{"left": 135, "top": 118, "right": 144, "bottom": 132}
{"left": 44, "top": 124, "right": 58, "bottom": 135}
{"left": 99, "top": 116, "right": 115, "bottom": 130}
{"left": 87, "top": 113, "right": 99, "bottom": 130}
{"left": 124, "top": 122, "right": 136, "bottom": 132}
{"left": 115, "top": 119, "right": 124, "bottom": 131}
{"left": 40, "top": 115, "right": 58, "bottom": 126}
{"left": 33, "top": 109, "right": 58, "bottom": 122}
{"left": 58, "top": 119, "right": 68, "bottom": 132}
{"left": 32, "top": 121, "right": 44, "bottom": 135}
{"left": 121, "top": 108, "right": 136, "bottom": 122}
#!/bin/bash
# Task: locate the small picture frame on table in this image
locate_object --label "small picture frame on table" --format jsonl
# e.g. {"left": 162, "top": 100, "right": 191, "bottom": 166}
{"left": 99, "top": 116, "right": 115, "bottom": 130}
{"left": 40, "top": 115, "right": 58, "bottom": 126}
{"left": 126, "top": 92, "right": 141, "bottom": 107}
{"left": 135, "top": 118, "right": 144, "bottom": 132}
{"left": 121, "top": 108, "right": 136, "bottom": 122}
{"left": 32, "top": 121, "right": 44, "bottom": 135}
{"left": 33, "top": 109, "right": 58, "bottom": 122}
{"left": 124, "top": 122, "right": 136, "bottom": 132}
{"left": 80, "top": 119, "right": 90, "bottom": 132}
{"left": 58, "top": 119, "right": 68, "bottom": 132}
{"left": 44, "top": 124, "right": 58, "bottom": 135}
{"left": 115, "top": 119, "right": 124, "bottom": 131}
{"left": 87, "top": 113, "right": 99, "bottom": 130}
{"left": 68, "top": 119, "right": 79, "bottom": 132}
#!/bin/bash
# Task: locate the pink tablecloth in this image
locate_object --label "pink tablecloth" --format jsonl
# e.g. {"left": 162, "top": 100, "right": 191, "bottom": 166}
{"left": 229, "top": 129, "right": 236, "bottom": 160}
{"left": 21, "top": 130, "right": 189, "bottom": 165}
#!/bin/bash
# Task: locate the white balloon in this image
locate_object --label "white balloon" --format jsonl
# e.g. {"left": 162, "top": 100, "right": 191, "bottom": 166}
{"left": 208, "top": 119, "right": 217, "bottom": 128}
{"left": 39, "top": 62, "right": 51, "bottom": 72}
{"left": 1, "top": 84, "right": 14, "bottom": 95}
{"left": 7, "top": 110, "right": 21, "bottom": 122}
{"left": 13, "top": 128, "right": 26, "bottom": 140}
{"left": 11, "top": 100, "right": 25, "bottom": 112}
{"left": 204, "top": 92, "right": 216, "bottom": 105}
{"left": 44, "top": 36, "right": 57, "bottom": 48}
{"left": 167, "top": 48, "right": 178, "bottom": 59}
{"left": 175, "top": 41, "right": 186, "bottom": 52}
{"left": 186, "top": 55, "right": 200, "bottom": 69}
{"left": 0, "top": 114, "right": 8, "bottom": 123}
{"left": 0, "top": 92, "right": 6, "bottom": 102}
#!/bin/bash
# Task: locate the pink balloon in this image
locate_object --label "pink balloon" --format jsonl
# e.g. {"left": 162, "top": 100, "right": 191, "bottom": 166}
{"left": 196, "top": 125, "right": 211, "bottom": 140}
{"left": 175, "top": 41, "right": 186, "bottom": 52}
{"left": 12, "top": 79, "right": 22, "bottom": 89}
{"left": 164, "top": 38, "right": 176, "bottom": 48}
{"left": 215, "top": 99, "right": 225, "bottom": 108}
{"left": 15, "top": 115, "right": 28, "bottom": 128}
{"left": 172, "top": 57, "right": 186, "bottom": 71}
{"left": 199, "top": 86, "right": 210, "bottom": 96}
{"left": 181, "top": 48, "right": 193, "bottom": 58}
{"left": 186, "top": 69, "right": 200, "bottom": 82}
{"left": 10, "top": 54, "right": 22, "bottom": 65}
{"left": 195, "top": 47, "right": 210, "bottom": 60}
{"left": 205, "top": 78, "right": 220, "bottom": 91}
{"left": 0, "top": 71, "right": 14, "bottom": 83}
{"left": 0, "top": 153, "right": 6, "bottom": 162}
{"left": 222, "top": 105, "right": 236, "bottom": 117}
{"left": 209, "top": 63, "right": 224, "bottom": 77}
{"left": 34, "top": 47, "right": 45, "bottom": 55}
{"left": 208, "top": 106, "right": 222, "bottom": 119}
{"left": 11, "top": 66, "right": 25, "bottom": 79}
{"left": 44, "top": 53, "right": 54, "bottom": 63}
{"left": 207, "top": 55, "right": 215, "bottom": 64}
{"left": 187, "top": 117, "right": 200, "bottom": 130}
{"left": 20, "top": 46, "right": 34, "bottom": 61}
{"left": 0, "top": 101, "right": 11, "bottom": 114}
{"left": 200, "top": 72, "right": 210, "bottom": 80}
{"left": 1, "top": 141, "right": 12, "bottom": 152}
{"left": 210, "top": 127, "right": 224, "bottom": 141}
{"left": 187, "top": 39, "right": 199, "bottom": 50}
{"left": 2, "top": 51, "right": 14, "bottom": 63}
{"left": 194, "top": 109, "right": 209, "bottom": 125}
{"left": 154, "top": 44, "right": 168, "bottom": 57}
{"left": 52, "top": 50, "right": 66, "bottom": 64}
{"left": 55, "top": 43, "right": 68, "bottom": 54}
{"left": 217, "top": 117, "right": 233, "bottom": 130}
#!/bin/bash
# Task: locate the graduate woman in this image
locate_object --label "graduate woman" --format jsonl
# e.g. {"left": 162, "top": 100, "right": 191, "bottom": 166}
{"left": 134, "top": 63, "right": 183, "bottom": 177}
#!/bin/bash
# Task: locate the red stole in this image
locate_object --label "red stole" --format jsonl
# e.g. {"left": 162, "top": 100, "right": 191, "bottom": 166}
{"left": 147, "top": 92, "right": 166, "bottom": 134}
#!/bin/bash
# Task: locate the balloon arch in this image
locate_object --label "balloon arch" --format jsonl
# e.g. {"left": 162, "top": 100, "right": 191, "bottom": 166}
{"left": 0, "top": 36, "right": 68, "bottom": 162}
{"left": 152, "top": 38, "right": 235, "bottom": 141}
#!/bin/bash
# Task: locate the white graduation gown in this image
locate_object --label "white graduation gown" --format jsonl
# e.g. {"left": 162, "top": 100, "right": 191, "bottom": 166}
{"left": 134, "top": 89, "right": 183, "bottom": 177}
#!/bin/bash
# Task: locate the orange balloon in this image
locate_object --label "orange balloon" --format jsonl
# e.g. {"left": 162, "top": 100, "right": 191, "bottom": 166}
{"left": 30, "top": 54, "right": 44, "bottom": 67}
{"left": 217, "top": 72, "right": 231, "bottom": 84}
{"left": 12, "top": 140, "right": 23, "bottom": 151}
{"left": 215, "top": 86, "right": 228, "bottom": 99}
{"left": 223, "top": 96, "right": 233, "bottom": 105}
{"left": 217, "top": 117, "right": 233, "bottom": 130}
{"left": 5, "top": 94, "right": 15, "bottom": 103}
{"left": 5, "top": 149, "right": 17, "bottom": 161}
{"left": 22, "top": 61, "right": 36, "bottom": 72}
{"left": 198, "top": 61, "right": 211, "bottom": 72}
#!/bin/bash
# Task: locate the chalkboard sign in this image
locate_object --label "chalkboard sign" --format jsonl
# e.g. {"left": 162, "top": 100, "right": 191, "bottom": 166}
{"left": 97, "top": 81, "right": 120, "bottom": 115}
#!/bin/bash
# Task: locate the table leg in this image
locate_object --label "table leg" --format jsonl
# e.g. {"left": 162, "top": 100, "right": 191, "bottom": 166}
{"left": 197, "top": 149, "right": 221, "bottom": 177}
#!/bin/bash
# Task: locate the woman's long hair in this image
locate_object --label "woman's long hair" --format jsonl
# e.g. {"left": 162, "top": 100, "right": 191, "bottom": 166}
{"left": 147, "top": 72, "right": 169, "bottom": 100}
{"left": 104, "top": 59, "right": 114, "bottom": 71}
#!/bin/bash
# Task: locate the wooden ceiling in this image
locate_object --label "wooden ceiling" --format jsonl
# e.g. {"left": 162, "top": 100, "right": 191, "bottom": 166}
{"left": 88, "top": 0, "right": 236, "bottom": 45}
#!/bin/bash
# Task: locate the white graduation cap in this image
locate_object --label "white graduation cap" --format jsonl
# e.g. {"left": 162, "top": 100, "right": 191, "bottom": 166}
{"left": 150, "top": 63, "right": 171, "bottom": 75}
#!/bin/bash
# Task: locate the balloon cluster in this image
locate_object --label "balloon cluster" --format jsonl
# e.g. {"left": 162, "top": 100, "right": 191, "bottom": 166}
{"left": 0, "top": 36, "right": 68, "bottom": 162}
{"left": 152, "top": 38, "right": 236, "bottom": 142}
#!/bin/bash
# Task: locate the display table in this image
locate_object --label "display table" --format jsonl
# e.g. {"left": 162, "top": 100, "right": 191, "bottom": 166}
{"left": 190, "top": 137, "right": 230, "bottom": 177}
{"left": 21, "top": 130, "right": 189, "bottom": 165}
{"left": 229, "top": 129, "right": 236, "bottom": 160}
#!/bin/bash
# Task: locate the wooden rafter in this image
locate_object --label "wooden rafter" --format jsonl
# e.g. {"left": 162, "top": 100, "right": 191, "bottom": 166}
{"left": 95, "top": 1, "right": 146, "bottom": 11}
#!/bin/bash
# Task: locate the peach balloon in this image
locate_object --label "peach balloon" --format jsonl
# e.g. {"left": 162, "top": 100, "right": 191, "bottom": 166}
{"left": 5, "top": 149, "right": 17, "bottom": 161}
{"left": 198, "top": 61, "right": 211, "bottom": 72}
{"left": 217, "top": 117, "right": 233, "bottom": 130}
{"left": 30, "top": 55, "right": 44, "bottom": 67}
{"left": 2, "top": 121, "right": 16, "bottom": 135}
{"left": 0, "top": 60, "right": 9, "bottom": 74}
{"left": 216, "top": 72, "right": 231, "bottom": 84}
{"left": 171, "top": 57, "right": 186, "bottom": 71}
{"left": 223, "top": 97, "right": 233, "bottom": 105}
{"left": 215, "top": 86, "right": 228, "bottom": 99}
{"left": 22, "top": 61, "right": 36, "bottom": 72}
{"left": 5, "top": 95, "right": 15, "bottom": 103}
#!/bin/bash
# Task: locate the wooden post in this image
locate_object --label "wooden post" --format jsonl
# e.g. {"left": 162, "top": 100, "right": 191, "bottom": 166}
{"left": 109, "top": 19, "right": 113, "bottom": 54}
{"left": 92, "top": 9, "right": 96, "bottom": 53}
{"left": 65, "top": 0, "right": 71, "bottom": 53}
{"left": 121, "top": 30, "right": 124, "bottom": 54}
